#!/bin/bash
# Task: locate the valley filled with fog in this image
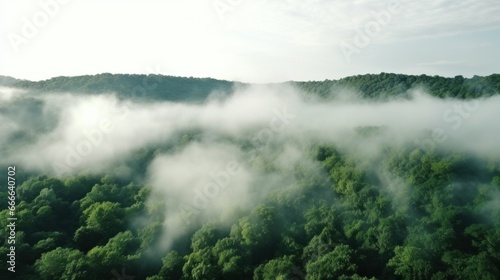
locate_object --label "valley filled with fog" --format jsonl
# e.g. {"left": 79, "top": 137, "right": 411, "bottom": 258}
{"left": 0, "top": 74, "right": 499, "bottom": 279}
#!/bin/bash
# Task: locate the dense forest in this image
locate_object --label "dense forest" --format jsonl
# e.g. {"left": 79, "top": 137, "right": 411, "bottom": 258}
{"left": 0, "top": 74, "right": 236, "bottom": 102}
{"left": 1, "top": 72, "right": 500, "bottom": 101}
{"left": 0, "top": 73, "right": 499, "bottom": 279}
{"left": 293, "top": 73, "right": 500, "bottom": 99}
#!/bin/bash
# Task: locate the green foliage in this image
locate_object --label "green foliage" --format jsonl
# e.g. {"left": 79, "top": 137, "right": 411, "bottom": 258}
{"left": 253, "top": 255, "right": 296, "bottom": 280}
{"left": 157, "top": 251, "right": 184, "bottom": 280}
{"left": 305, "top": 244, "right": 357, "bottom": 280}
{"left": 3, "top": 73, "right": 500, "bottom": 104}
{"left": 182, "top": 248, "right": 219, "bottom": 280}
{"left": 1, "top": 120, "right": 500, "bottom": 279}
{"left": 388, "top": 246, "right": 432, "bottom": 280}
{"left": 35, "top": 248, "right": 89, "bottom": 280}
{"left": 1, "top": 73, "right": 236, "bottom": 102}
{"left": 293, "top": 73, "right": 500, "bottom": 99}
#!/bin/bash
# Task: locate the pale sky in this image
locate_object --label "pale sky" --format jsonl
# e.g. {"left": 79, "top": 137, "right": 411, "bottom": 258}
{"left": 1, "top": 0, "right": 499, "bottom": 83}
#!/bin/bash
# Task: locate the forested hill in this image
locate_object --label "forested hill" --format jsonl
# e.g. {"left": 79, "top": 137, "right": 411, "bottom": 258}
{"left": 1, "top": 72, "right": 500, "bottom": 279}
{"left": 292, "top": 73, "right": 500, "bottom": 99}
{"left": 1, "top": 73, "right": 499, "bottom": 101}
{"left": 0, "top": 74, "right": 236, "bottom": 102}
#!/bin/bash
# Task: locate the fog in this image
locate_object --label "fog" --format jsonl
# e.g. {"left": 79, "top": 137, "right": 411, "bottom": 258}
{"left": 1, "top": 84, "right": 499, "bottom": 251}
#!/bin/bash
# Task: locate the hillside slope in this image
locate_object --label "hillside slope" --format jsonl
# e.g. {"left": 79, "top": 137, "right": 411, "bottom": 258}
{"left": 2, "top": 73, "right": 499, "bottom": 101}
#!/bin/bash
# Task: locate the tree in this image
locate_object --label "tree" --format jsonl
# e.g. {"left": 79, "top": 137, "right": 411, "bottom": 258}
{"left": 388, "top": 246, "right": 432, "bottom": 280}
{"left": 156, "top": 251, "right": 184, "bottom": 280}
{"left": 305, "top": 244, "right": 357, "bottom": 280}
{"left": 253, "top": 255, "right": 296, "bottom": 280}
{"left": 212, "top": 237, "right": 245, "bottom": 279}
{"left": 191, "top": 222, "right": 224, "bottom": 252}
{"left": 84, "top": 202, "right": 125, "bottom": 237}
{"left": 182, "top": 248, "right": 219, "bottom": 280}
{"left": 442, "top": 250, "right": 500, "bottom": 280}
{"left": 74, "top": 202, "right": 125, "bottom": 250}
{"left": 35, "top": 247, "right": 88, "bottom": 280}
{"left": 18, "top": 176, "right": 64, "bottom": 203}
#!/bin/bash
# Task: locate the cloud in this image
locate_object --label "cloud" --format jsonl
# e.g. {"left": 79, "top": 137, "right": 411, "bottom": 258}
{"left": 0, "top": 87, "right": 24, "bottom": 101}
{"left": 2, "top": 84, "right": 500, "bottom": 174}
{"left": 1, "top": 84, "right": 500, "bottom": 251}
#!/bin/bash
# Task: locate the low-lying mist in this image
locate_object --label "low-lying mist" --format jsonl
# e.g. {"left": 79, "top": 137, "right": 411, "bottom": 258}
{"left": 1, "top": 84, "right": 499, "bottom": 251}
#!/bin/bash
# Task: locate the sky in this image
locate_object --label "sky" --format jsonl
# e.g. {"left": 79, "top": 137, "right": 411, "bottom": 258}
{"left": 1, "top": 0, "right": 499, "bottom": 83}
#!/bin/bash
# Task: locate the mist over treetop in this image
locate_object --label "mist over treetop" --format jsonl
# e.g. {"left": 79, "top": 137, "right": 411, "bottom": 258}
{"left": 0, "top": 72, "right": 499, "bottom": 279}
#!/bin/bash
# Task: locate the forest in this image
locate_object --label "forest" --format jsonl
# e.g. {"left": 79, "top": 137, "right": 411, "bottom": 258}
{"left": 0, "top": 73, "right": 499, "bottom": 279}
{"left": 1, "top": 72, "right": 499, "bottom": 101}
